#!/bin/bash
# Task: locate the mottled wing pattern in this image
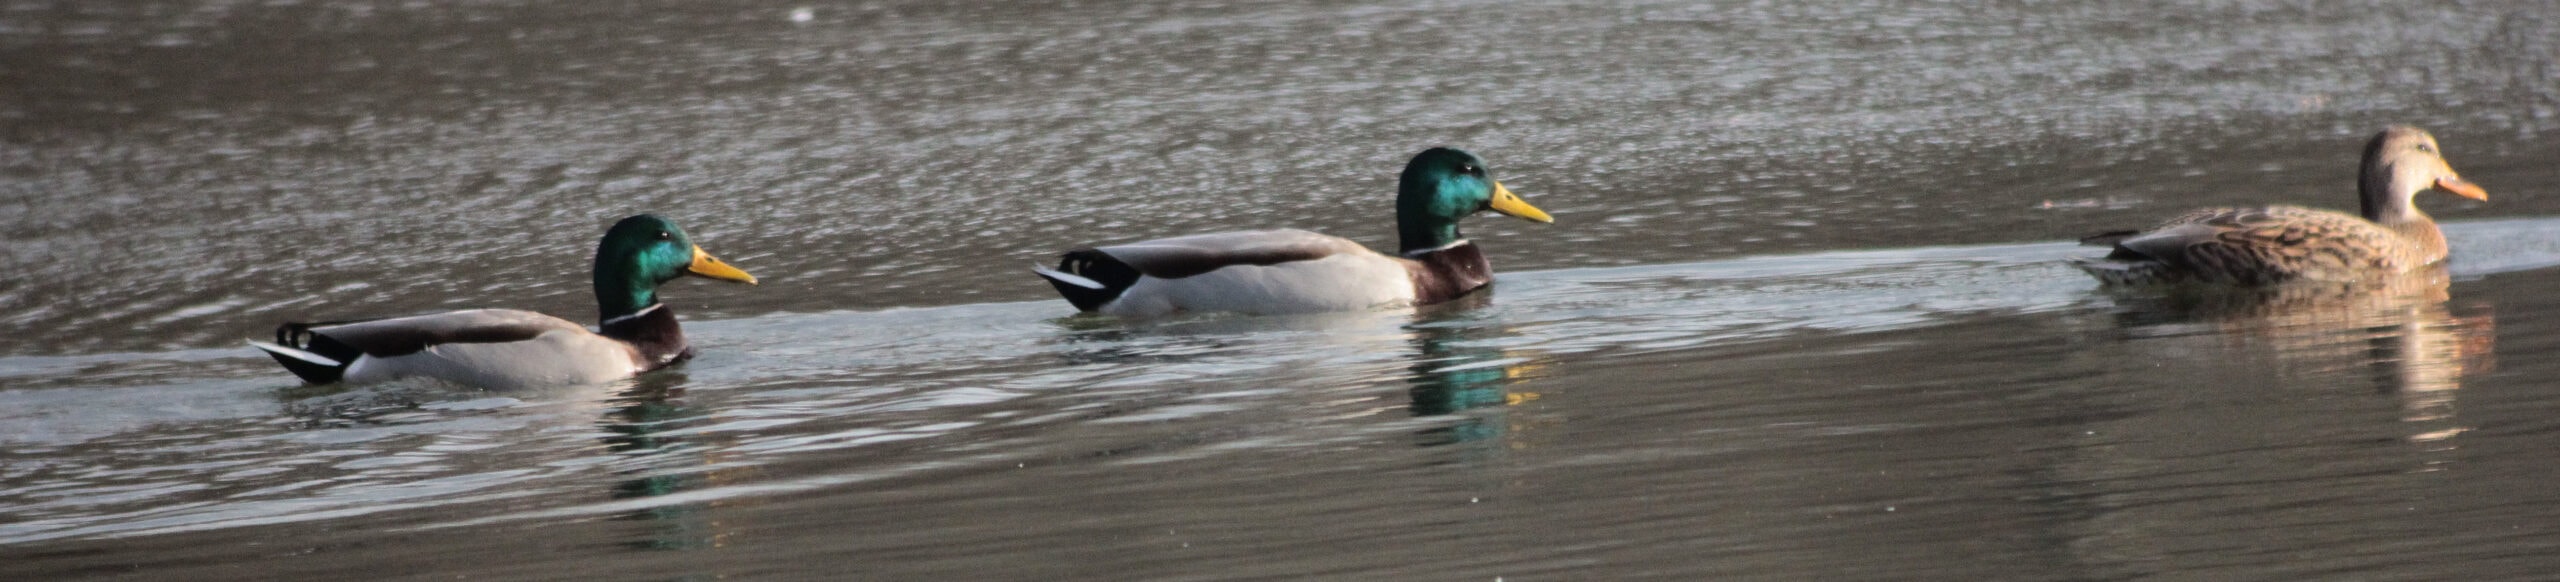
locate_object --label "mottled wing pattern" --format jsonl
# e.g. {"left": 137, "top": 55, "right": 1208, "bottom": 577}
{"left": 1093, "top": 229, "right": 1370, "bottom": 279}
{"left": 291, "top": 309, "right": 588, "bottom": 357}
{"left": 2115, "top": 206, "right": 2415, "bottom": 284}
{"left": 2145, "top": 206, "right": 2247, "bottom": 230}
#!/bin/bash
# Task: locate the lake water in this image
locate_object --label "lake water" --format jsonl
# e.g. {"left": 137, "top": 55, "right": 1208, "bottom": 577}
{"left": 6, "top": 0, "right": 2560, "bottom": 579}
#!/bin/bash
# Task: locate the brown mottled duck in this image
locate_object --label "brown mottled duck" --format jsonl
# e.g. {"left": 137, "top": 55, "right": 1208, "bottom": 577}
{"left": 2071, "top": 126, "right": 2488, "bottom": 286}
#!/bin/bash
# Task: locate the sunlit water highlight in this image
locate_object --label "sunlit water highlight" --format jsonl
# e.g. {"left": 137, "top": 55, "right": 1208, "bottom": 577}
{"left": 3, "top": 221, "right": 2557, "bottom": 574}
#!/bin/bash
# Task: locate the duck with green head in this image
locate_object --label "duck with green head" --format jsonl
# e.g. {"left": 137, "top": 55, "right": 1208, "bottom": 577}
{"left": 250, "top": 214, "right": 759, "bottom": 389}
{"left": 1035, "top": 147, "right": 1553, "bottom": 316}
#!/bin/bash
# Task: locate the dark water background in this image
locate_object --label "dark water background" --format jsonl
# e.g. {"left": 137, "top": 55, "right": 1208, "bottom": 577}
{"left": 6, "top": 0, "right": 2560, "bottom": 579}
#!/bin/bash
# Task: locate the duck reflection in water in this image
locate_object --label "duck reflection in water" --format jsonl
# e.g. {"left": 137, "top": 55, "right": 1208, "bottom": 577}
{"left": 597, "top": 373, "right": 741, "bottom": 552}
{"left": 2099, "top": 268, "right": 2496, "bottom": 445}
{"left": 1405, "top": 296, "right": 1548, "bottom": 449}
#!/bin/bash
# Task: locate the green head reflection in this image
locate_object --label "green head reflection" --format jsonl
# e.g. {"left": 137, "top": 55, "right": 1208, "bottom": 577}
{"left": 1405, "top": 312, "right": 1544, "bottom": 448}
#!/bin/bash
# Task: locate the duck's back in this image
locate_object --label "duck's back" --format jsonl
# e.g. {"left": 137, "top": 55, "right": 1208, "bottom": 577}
{"left": 2079, "top": 205, "right": 2438, "bottom": 285}
{"left": 317, "top": 309, "right": 644, "bottom": 389}
{"left": 1086, "top": 229, "right": 1413, "bottom": 317}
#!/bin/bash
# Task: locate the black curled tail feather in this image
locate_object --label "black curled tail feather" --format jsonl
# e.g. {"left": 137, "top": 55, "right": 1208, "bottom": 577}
{"left": 2078, "top": 230, "right": 2160, "bottom": 261}
{"left": 260, "top": 323, "right": 364, "bottom": 384}
{"left": 1038, "top": 250, "right": 1142, "bottom": 312}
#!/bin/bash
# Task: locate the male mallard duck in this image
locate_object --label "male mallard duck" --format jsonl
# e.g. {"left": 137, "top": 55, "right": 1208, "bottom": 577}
{"left": 2071, "top": 126, "right": 2487, "bottom": 285}
{"left": 248, "top": 214, "right": 758, "bottom": 389}
{"left": 1034, "top": 147, "right": 1553, "bottom": 316}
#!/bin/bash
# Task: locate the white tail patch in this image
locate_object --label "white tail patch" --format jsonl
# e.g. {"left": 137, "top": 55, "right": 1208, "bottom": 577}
{"left": 247, "top": 340, "right": 344, "bottom": 367}
{"left": 1032, "top": 263, "right": 1106, "bottom": 289}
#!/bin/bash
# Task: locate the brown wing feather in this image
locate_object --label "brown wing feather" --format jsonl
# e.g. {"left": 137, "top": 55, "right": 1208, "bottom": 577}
{"left": 292, "top": 309, "right": 587, "bottom": 357}
{"left": 2112, "top": 206, "right": 2423, "bottom": 284}
{"left": 1091, "top": 229, "right": 1372, "bottom": 279}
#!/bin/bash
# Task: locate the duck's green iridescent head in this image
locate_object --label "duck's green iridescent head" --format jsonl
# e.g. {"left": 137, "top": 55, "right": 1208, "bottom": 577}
{"left": 1396, "top": 147, "right": 1552, "bottom": 253}
{"left": 592, "top": 214, "right": 757, "bottom": 319}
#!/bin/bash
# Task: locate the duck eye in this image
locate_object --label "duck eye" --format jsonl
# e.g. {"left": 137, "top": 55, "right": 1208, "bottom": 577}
{"left": 2417, "top": 144, "right": 2435, "bottom": 154}
{"left": 655, "top": 231, "right": 673, "bottom": 241}
{"left": 1459, "top": 164, "right": 1481, "bottom": 176}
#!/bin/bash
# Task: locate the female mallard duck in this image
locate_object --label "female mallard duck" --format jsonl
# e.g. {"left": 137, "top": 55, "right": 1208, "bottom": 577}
{"left": 2071, "top": 126, "right": 2487, "bottom": 285}
{"left": 248, "top": 214, "right": 758, "bottom": 389}
{"left": 1034, "top": 147, "right": 1553, "bottom": 316}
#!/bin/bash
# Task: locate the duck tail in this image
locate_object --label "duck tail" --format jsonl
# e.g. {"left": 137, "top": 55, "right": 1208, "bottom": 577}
{"left": 1034, "top": 250, "right": 1141, "bottom": 312}
{"left": 248, "top": 323, "right": 360, "bottom": 384}
{"left": 2068, "top": 256, "right": 2180, "bottom": 286}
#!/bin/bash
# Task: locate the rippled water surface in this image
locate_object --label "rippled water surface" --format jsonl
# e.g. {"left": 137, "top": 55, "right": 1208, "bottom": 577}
{"left": 7, "top": 0, "right": 2560, "bottom": 579}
